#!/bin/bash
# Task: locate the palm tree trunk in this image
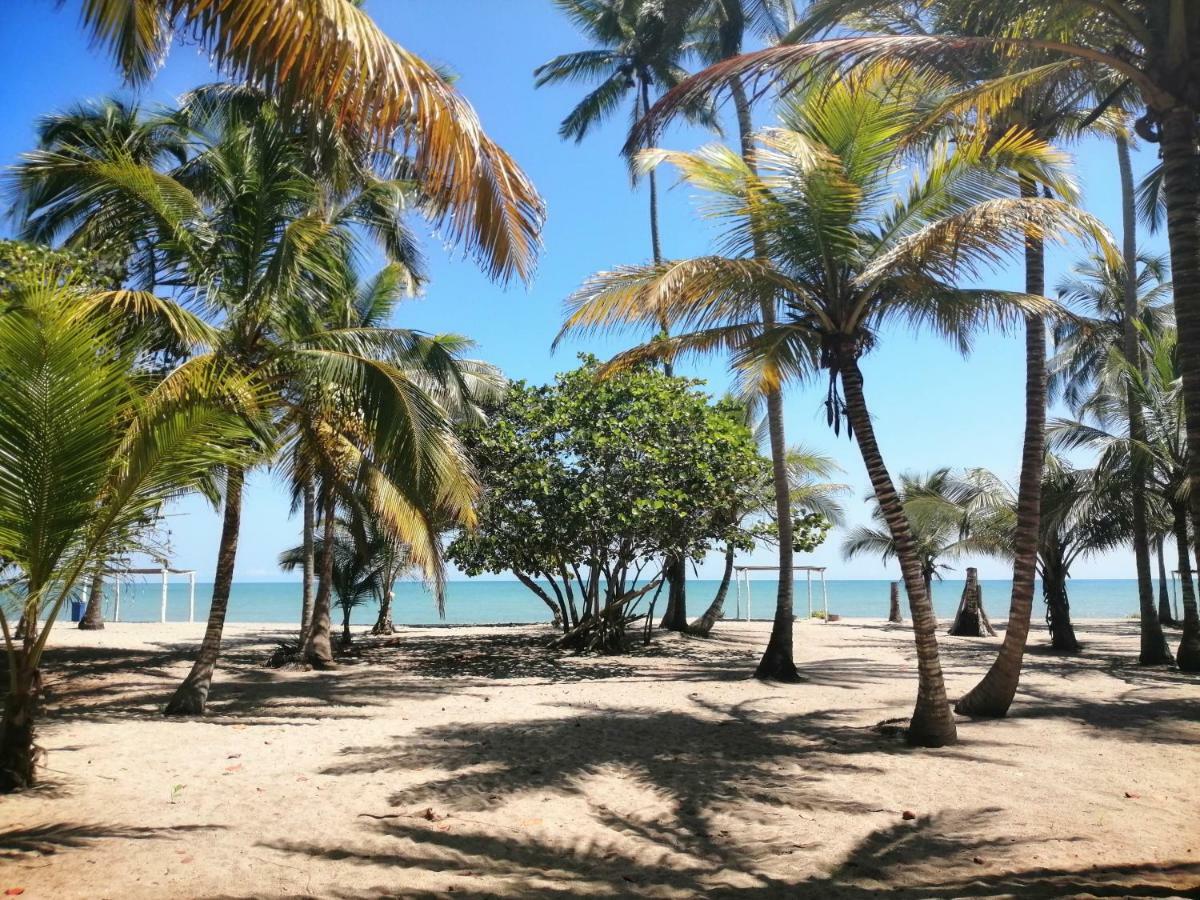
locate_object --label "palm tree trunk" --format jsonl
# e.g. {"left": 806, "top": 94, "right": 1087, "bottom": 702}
{"left": 341, "top": 603, "right": 352, "bottom": 646}
{"left": 1116, "top": 134, "right": 1173, "bottom": 663}
{"left": 1157, "top": 537, "right": 1177, "bottom": 626}
{"left": 1043, "top": 564, "right": 1079, "bottom": 653}
{"left": 164, "top": 466, "right": 244, "bottom": 715}
{"left": 299, "top": 478, "right": 316, "bottom": 642}
{"left": 690, "top": 542, "right": 735, "bottom": 636}
{"left": 956, "top": 179, "right": 1047, "bottom": 717}
{"left": 372, "top": 586, "right": 396, "bottom": 636}
{"left": 302, "top": 486, "right": 337, "bottom": 669}
{"left": 1173, "top": 502, "right": 1200, "bottom": 670}
{"left": 888, "top": 581, "right": 902, "bottom": 623}
{"left": 839, "top": 352, "right": 956, "bottom": 746}
{"left": 0, "top": 655, "right": 40, "bottom": 792}
{"left": 660, "top": 555, "right": 688, "bottom": 631}
{"left": 78, "top": 569, "right": 105, "bottom": 631}
{"left": 729, "top": 78, "right": 797, "bottom": 682}
{"left": 1159, "top": 106, "right": 1200, "bottom": 663}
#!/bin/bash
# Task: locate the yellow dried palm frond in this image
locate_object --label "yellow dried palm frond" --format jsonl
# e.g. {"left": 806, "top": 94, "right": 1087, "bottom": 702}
{"left": 79, "top": 0, "right": 546, "bottom": 283}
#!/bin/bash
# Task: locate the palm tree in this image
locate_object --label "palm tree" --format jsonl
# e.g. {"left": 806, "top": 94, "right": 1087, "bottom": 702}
{"left": 76, "top": 0, "right": 544, "bottom": 284}
{"left": 1052, "top": 328, "right": 1200, "bottom": 669}
{"left": 536, "top": 0, "right": 716, "bottom": 267}
{"left": 1050, "top": 249, "right": 1176, "bottom": 660}
{"left": 0, "top": 270, "right": 258, "bottom": 791}
{"left": 557, "top": 67, "right": 1106, "bottom": 745}
{"left": 642, "top": 1, "right": 1200, "bottom": 652}
{"left": 11, "top": 88, "right": 490, "bottom": 710}
{"left": 1038, "top": 458, "right": 1132, "bottom": 653}
{"left": 843, "top": 469, "right": 1007, "bottom": 607}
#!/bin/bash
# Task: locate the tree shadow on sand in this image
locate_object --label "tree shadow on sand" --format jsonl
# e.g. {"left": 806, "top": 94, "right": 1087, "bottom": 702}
{"left": 235, "top": 804, "right": 1200, "bottom": 898}
{"left": 1, "top": 822, "right": 225, "bottom": 860}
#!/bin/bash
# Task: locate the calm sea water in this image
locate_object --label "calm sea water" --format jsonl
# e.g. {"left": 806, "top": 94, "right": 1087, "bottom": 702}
{"left": 89, "top": 577, "right": 1180, "bottom": 625}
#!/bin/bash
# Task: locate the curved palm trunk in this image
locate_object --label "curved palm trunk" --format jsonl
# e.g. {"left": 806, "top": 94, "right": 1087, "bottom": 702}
{"left": 957, "top": 180, "right": 1047, "bottom": 717}
{"left": 78, "top": 569, "right": 105, "bottom": 631}
{"left": 1173, "top": 503, "right": 1200, "bottom": 670}
{"left": 1161, "top": 108, "right": 1200, "bottom": 670}
{"left": 302, "top": 487, "right": 337, "bottom": 669}
{"left": 299, "top": 478, "right": 316, "bottom": 642}
{"left": 690, "top": 542, "right": 735, "bottom": 636}
{"left": 164, "top": 467, "right": 244, "bottom": 716}
{"left": 1116, "top": 135, "right": 1173, "bottom": 663}
{"left": 839, "top": 354, "right": 956, "bottom": 746}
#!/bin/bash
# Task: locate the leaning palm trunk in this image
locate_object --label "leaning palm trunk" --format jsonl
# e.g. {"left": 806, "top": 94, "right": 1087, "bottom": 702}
{"left": 957, "top": 180, "right": 1048, "bottom": 717}
{"left": 299, "top": 478, "right": 316, "bottom": 643}
{"left": 1116, "top": 136, "right": 1173, "bottom": 663}
{"left": 78, "top": 569, "right": 106, "bottom": 631}
{"left": 690, "top": 542, "right": 735, "bottom": 636}
{"left": 164, "top": 467, "right": 245, "bottom": 715}
{"left": 888, "top": 581, "right": 903, "bottom": 623}
{"left": 1160, "top": 109, "right": 1200, "bottom": 671}
{"left": 302, "top": 488, "right": 337, "bottom": 669}
{"left": 839, "top": 352, "right": 956, "bottom": 746}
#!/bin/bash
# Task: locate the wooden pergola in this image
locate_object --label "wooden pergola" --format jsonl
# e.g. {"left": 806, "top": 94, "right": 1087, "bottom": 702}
{"left": 733, "top": 564, "right": 829, "bottom": 623}
{"left": 103, "top": 565, "right": 198, "bottom": 623}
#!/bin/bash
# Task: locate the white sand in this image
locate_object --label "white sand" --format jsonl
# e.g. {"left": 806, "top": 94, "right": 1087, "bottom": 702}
{"left": 3, "top": 618, "right": 1199, "bottom": 898}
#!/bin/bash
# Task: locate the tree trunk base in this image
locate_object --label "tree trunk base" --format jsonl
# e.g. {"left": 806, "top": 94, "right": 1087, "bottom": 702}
{"left": 76, "top": 619, "right": 105, "bottom": 631}
{"left": 1174, "top": 626, "right": 1200, "bottom": 672}
{"left": 954, "top": 675, "right": 1015, "bottom": 719}
{"left": 0, "top": 675, "right": 39, "bottom": 793}
{"left": 163, "top": 681, "right": 208, "bottom": 717}
{"left": 370, "top": 619, "right": 396, "bottom": 636}
{"left": 304, "top": 653, "right": 339, "bottom": 671}
{"left": 947, "top": 607, "right": 996, "bottom": 638}
{"left": 905, "top": 701, "right": 958, "bottom": 747}
{"left": 753, "top": 645, "right": 802, "bottom": 683}
{"left": 1138, "top": 633, "right": 1174, "bottom": 666}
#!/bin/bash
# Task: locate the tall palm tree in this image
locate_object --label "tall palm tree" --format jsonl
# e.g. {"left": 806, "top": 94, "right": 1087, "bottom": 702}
{"left": 536, "top": 0, "right": 714, "bottom": 266}
{"left": 0, "top": 270, "right": 259, "bottom": 791}
{"left": 1052, "top": 328, "right": 1200, "bottom": 669}
{"left": 11, "top": 88, "right": 489, "bottom": 710}
{"left": 557, "top": 67, "right": 1106, "bottom": 745}
{"left": 1050, "top": 249, "right": 1176, "bottom": 659}
{"left": 640, "top": 1, "right": 1200, "bottom": 654}
{"left": 76, "top": 0, "right": 544, "bottom": 284}
{"left": 843, "top": 469, "right": 1007, "bottom": 606}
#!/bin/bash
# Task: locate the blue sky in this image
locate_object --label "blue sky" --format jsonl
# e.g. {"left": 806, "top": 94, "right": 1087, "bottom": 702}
{"left": 0, "top": 1, "right": 1173, "bottom": 582}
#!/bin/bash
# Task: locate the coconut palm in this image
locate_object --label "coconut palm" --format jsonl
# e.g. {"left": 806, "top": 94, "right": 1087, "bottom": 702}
{"left": 557, "top": 67, "right": 1107, "bottom": 745}
{"left": 76, "top": 0, "right": 544, "bottom": 284}
{"left": 535, "top": 0, "right": 719, "bottom": 266}
{"left": 11, "top": 88, "right": 491, "bottom": 709}
{"left": 1052, "top": 328, "right": 1200, "bottom": 670}
{"left": 843, "top": 469, "right": 1008, "bottom": 606}
{"left": 639, "top": 1, "right": 1200, "bottom": 654}
{"left": 0, "top": 271, "right": 260, "bottom": 791}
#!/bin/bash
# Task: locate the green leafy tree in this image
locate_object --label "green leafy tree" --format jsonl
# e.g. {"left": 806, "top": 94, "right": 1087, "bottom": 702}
{"left": 448, "top": 358, "right": 765, "bottom": 651}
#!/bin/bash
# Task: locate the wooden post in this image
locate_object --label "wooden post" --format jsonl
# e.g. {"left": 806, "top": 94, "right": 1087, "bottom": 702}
{"left": 806, "top": 569, "right": 813, "bottom": 619}
{"left": 821, "top": 570, "right": 829, "bottom": 622}
{"left": 160, "top": 567, "right": 168, "bottom": 623}
{"left": 188, "top": 572, "right": 195, "bottom": 624}
{"left": 745, "top": 572, "right": 752, "bottom": 622}
{"left": 114, "top": 579, "right": 121, "bottom": 622}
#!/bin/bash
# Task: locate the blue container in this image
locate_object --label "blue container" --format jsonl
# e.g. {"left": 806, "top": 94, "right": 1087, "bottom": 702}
{"left": 69, "top": 598, "right": 85, "bottom": 622}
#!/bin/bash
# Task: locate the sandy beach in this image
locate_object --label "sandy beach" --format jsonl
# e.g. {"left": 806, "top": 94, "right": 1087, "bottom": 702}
{"left": 4, "top": 618, "right": 1199, "bottom": 898}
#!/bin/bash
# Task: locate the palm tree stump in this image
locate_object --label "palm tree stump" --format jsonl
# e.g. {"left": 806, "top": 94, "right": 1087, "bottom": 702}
{"left": 948, "top": 569, "right": 996, "bottom": 638}
{"left": 887, "top": 581, "right": 903, "bottom": 624}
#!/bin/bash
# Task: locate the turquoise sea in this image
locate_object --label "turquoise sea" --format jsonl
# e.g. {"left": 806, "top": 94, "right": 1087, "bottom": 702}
{"left": 90, "top": 577, "right": 1185, "bottom": 625}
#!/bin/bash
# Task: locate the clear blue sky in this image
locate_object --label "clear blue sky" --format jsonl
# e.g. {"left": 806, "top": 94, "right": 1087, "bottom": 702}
{"left": 0, "top": 1, "right": 1172, "bottom": 582}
